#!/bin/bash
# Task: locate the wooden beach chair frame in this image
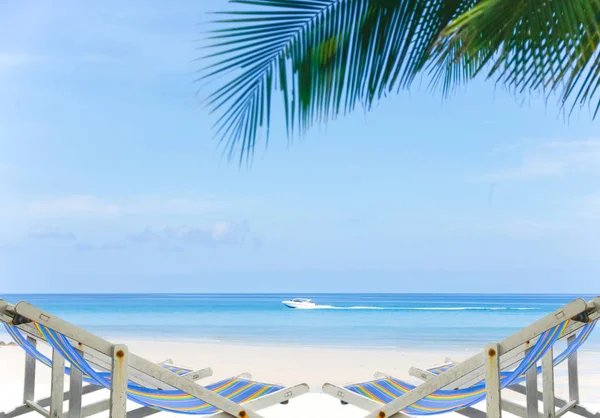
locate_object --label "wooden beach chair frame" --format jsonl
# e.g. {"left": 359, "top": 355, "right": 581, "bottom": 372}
{"left": 0, "top": 300, "right": 309, "bottom": 418}
{"left": 0, "top": 316, "right": 214, "bottom": 418}
{"left": 405, "top": 306, "right": 600, "bottom": 418}
{"left": 322, "top": 297, "right": 600, "bottom": 418}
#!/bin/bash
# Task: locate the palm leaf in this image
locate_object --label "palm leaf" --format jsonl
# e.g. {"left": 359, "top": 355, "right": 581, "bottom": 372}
{"left": 200, "top": 0, "right": 474, "bottom": 162}
{"left": 201, "top": 0, "right": 600, "bottom": 162}
{"left": 432, "top": 0, "right": 600, "bottom": 115}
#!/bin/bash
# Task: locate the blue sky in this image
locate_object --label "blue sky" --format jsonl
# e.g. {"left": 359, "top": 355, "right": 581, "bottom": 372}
{"left": 1, "top": 1, "right": 599, "bottom": 293}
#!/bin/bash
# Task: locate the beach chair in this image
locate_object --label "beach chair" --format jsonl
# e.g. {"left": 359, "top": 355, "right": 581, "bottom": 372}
{"left": 404, "top": 314, "right": 599, "bottom": 418}
{"left": 0, "top": 318, "right": 214, "bottom": 418}
{"left": 322, "top": 297, "right": 599, "bottom": 418}
{"left": 0, "top": 300, "right": 309, "bottom": 418}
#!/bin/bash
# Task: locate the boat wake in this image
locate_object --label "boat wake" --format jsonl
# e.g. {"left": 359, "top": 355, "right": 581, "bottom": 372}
{"left": 291, "top": 305, "right": 536, "bottom": 311}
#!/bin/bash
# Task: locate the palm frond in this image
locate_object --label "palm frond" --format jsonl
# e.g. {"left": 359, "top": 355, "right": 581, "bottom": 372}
{"left": 201, "top": 0, "right": 600, "bottom": 162}
{"left": 200, "top": 0, "right": 473, "bottom": 162}
{"left": 432, "top": 0, "right": 600, "bottom": 115}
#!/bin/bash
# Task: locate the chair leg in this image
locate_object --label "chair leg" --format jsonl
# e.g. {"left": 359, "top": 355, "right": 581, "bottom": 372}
{"left": 567, "top": 335, "right": 579, "bottom": 405}
{"left": 23, "top": 337, "right": 37, "bottom": 404}
{"left": 526, "top": 359, "right": 539, "bottom": 418}
{"left": 50, "top": 349, "right": 65, "bottom": 418}
{"left": 68, "top": 351, "right": 83, "bottom": 418}
{"left": 542, "top": 348, "right": 555, "bottom": 418}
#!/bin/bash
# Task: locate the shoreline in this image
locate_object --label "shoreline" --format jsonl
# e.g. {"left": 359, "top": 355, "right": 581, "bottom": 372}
{"left": 2, "top": 331, "right": 600, "bottom": 353}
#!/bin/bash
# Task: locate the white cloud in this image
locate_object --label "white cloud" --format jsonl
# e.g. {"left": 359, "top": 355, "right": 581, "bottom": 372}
{"left": 129, "top": 221, "right": 261, "bottom": 248}
{"left": 74, "top": 241, "right": 126, "bottom": 252}
{"left": 28, "top": 195, "right": 121, "bottom": 217}
{"left": 126, "top": 197, "right": 218, "bottom": 215}
{"left": 212, "top": 222, "right": 232, "bottom": 239}
{"left": 28, "top": 226, "right": 76, "bottom": 241}
{"left": 481, "top": 139, "right": 600, "bottom": 181}
{"left": 17, "top": 194, "right": 226, "bottom": 219}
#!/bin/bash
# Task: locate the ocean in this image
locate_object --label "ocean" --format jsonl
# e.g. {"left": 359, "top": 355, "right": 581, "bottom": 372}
{"left": 1, "top": 294, "right": 598, "bottom": 350}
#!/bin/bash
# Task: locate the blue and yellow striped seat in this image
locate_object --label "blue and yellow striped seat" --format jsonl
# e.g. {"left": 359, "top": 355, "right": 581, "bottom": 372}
{"left": 341, "top": 321, "right": 573, "bottom": 415}
{"left": 423, "top": 320, "right": 596, "bottom": 384}
{"left": 4, "top": 323, "right": 199, "bottom": 384}
{"left": 7, "top": 322, "right": 287, "bottom": 415}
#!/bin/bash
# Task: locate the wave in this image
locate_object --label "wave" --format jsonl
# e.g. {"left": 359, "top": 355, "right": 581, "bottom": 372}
{"left": 291, "top": 305, "right": 537, "bottom": 311}
{"left": 411, "top": 307, "right": 537, "bottom": 311}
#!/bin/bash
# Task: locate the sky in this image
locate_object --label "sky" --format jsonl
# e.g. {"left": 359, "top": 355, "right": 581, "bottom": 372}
{"left": 1, "top": 1, "right": 599, "bottom": 293}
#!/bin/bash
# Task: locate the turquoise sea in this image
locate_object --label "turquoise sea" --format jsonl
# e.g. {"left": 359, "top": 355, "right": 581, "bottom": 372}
{"left": 0, "top": 294, "right": 598, "bottom": 350}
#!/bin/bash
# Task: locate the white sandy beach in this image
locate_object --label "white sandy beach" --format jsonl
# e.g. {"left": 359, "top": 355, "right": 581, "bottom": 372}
{"left": 0, "top": 340, "right": 598, "bottom": 418}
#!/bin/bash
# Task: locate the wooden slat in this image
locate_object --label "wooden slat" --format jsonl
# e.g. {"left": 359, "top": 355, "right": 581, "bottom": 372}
{"left": 24, "top": 401, "right": 50, "bottom": 418}
{"left": 50, "top": 350, "right": 65, "bottom": 418}
{"left": 567, "top": 334, "right": 580, "bottom": 404}
{"left": 556, "top": 401, "right": 577, "bottom": 418}
{"left": 68, "top": 350, "right": 84, "bottom": 418}
{"left": 542, "top": 348, "right": 556, "bottom": 418}
{"left": 109, "top": 345, "right": 128, "bottom": 418}
{"left": 526, "top": 360, "right": 539, "bottom": 418}
{"left": 23, "top": 336, "right": 37, "bottom": 403}
{"left": 486, "top": 343, "right": 502, "bottom": 418}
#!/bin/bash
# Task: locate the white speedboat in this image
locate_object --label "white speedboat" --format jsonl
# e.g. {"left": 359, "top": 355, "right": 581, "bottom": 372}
{"left": 282, "top": 298, "right": 317, "bottom": 309}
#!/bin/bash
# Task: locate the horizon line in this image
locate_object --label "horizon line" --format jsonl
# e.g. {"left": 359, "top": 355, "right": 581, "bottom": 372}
{"left": 2, "top": 292, "right": 596, "bottom": 296}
